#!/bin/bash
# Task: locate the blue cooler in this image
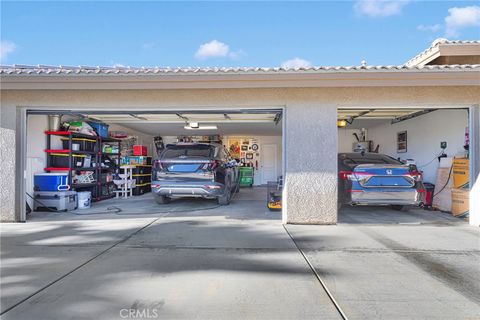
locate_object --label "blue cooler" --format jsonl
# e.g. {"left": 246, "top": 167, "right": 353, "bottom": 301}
{"left": 34, "top": 173, "right": 70, "bottom": 191}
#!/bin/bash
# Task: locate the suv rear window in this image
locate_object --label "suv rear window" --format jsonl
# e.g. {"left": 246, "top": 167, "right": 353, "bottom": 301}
{"left": 161, "top": 145, "right": 215, "bottom": 159}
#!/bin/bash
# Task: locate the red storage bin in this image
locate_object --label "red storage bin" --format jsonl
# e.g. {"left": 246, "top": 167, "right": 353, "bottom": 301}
{"left": 133, "top": 145, "right": 147, "bottom": 156}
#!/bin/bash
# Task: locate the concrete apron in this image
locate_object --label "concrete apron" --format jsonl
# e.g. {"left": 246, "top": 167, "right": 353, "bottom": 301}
{"left": 286, "top": 222, "right": 480, "bottom": 320}
{"left": 1, "top": 189, "right": 342, "bottom": 320}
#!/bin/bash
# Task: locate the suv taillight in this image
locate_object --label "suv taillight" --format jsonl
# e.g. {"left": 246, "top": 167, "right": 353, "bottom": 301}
{"left": 203, "top": 160, "right": 221, "bottom": 170}
{"left": 153, "top": 160, "right": 163, "bottom": 169}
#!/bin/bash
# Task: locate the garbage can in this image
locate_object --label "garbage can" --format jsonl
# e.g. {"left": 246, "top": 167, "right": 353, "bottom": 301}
{"left": 239, "top": 167, "right": 254, "bottom": 187}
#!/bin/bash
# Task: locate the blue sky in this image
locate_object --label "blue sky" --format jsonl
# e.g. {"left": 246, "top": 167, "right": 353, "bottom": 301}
{"left": 1, "top": 1, "right": 479, "bottom": 67}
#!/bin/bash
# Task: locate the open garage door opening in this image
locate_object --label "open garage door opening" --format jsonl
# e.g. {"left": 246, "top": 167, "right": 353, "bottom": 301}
{"left": 337, "top": 107, "right": 471, "bottom": 225}
{"left": 25, "top": 109, "right": 284, "bottom": 221}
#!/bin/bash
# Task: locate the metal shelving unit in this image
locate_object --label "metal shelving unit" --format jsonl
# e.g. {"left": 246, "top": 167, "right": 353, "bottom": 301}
{"left": 97, "top": 136, "right": 121, "bottom": 201}
{"left": 44, "top": 131, "right": 121, "bottom": 202}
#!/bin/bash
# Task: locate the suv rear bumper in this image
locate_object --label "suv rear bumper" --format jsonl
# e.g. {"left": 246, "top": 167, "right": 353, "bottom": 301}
{"left": 151, "top": 180, "right": 225, "bottom": 198}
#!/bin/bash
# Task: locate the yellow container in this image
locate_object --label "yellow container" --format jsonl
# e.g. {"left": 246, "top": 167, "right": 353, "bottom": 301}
{"left": 451, "top": 188, "right": 469, "bottom": 218}
{"left": 452, "top": 158, "right": 469, "bottom": 189}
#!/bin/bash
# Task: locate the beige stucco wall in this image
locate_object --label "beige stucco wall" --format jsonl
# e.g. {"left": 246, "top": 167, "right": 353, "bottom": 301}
{"left": 1, "top": 86, "right": 479, "bottom": 223}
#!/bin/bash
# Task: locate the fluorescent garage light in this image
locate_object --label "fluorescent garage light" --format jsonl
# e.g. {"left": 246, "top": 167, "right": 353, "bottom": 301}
{"left": 184, "top": 124, "right": 218, "bottom": 130}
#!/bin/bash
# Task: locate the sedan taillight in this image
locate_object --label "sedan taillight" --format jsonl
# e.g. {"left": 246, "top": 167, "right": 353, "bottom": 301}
{"left": 407, "top": 171, "right": 423, "bottom": 181}
{"left": 339, "top": 170, "right": 353, "bottom": 180}
{"left": 339, "top": 171, "right": 374, "bottom": 181}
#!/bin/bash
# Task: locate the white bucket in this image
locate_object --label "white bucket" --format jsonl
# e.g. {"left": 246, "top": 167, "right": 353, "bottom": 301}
{"left": 77, "top": 191, "right": 92, "bottom": 209}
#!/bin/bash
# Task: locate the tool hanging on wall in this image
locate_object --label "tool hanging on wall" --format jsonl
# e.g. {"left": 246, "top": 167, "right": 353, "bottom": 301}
{"left": 153, "top": 136, "right": 164, "bottom": 157}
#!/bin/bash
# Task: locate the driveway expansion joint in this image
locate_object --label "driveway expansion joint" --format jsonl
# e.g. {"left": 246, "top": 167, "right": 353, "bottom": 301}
{"left": 0, "top": 217, "right": 160, "bottom": 316}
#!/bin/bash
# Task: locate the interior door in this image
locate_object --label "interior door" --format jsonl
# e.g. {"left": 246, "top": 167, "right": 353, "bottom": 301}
{"left": 261, "top": 144, "right": 277, "bottom": 184}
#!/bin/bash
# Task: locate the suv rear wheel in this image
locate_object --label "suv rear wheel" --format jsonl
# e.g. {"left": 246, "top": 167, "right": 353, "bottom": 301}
{"left": 391, "top": 205, "right": 408, "bottom": 211}
{"left": 217, "top": 181, "right": 231, "bottom": 205}
{"left": 155, "top": 195, "right": 171, "bottom": 205}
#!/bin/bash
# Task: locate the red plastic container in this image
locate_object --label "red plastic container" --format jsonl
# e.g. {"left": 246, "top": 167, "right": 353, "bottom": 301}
{"left": 423, "top": 182, "right": 435, "bottom": 207}
{"left": 133, "top": 145, "right": 147, "bottom": 156}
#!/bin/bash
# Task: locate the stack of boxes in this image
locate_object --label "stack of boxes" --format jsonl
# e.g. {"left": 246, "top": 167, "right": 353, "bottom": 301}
{"left": 432, "top": 158, "right": 453, "bottom": 212}
{"left": 451, "top": 158, "right": 469, "bottom": 218}
{"left": 432, "top": 157, "right": 470, "bottom": 218}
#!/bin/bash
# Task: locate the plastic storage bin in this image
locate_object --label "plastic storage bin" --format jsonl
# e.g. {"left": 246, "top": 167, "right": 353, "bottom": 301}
{"left": 34, "top": 173, "right": 70, "bottom": 191}
{"left": 133, "top": 145, "right": 148, "bottom": 156}
{"left": 50, "top": 153, "right": 86, "bottom": 168}
{"left": 122, "top": 156, "right": 152, "bottom": 165}
{"left": 132, "top": 165, "right": 152, "bottom": 175}
{"left": 87, "top": 121, "right": 109, "bottom": 138}
{"left": 133, "top": 182, "right": 151, "bottom": 196}
{"left": 34, "top": 191, "right": 77, "bottom": 211}
{"left": 133, "top": 173, "right": 151, "bottom": 185}
{"left": 61, "top": 137, "right": 96, "bottom": 151}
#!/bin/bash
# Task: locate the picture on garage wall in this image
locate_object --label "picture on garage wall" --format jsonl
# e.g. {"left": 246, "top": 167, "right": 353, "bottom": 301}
{"left": 228, "top": 139, "right": 241, "bottom": 159}
{"left": 397, "top": 131, "right": 407, "bottom": 153}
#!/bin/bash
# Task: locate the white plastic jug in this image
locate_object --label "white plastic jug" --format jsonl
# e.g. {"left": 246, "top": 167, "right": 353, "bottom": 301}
{"left": 77, "top": 191, "right": 91, "bottom": 209}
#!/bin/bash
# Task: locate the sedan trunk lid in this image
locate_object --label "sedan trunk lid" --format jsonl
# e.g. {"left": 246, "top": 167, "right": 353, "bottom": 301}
{"left": 352, "top": 164, "right": 417, "bottom": 188}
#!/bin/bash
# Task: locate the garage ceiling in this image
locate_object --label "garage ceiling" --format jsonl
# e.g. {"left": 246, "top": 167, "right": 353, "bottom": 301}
{"left": 119, "top": 122, "right": 282, "bottom": 136}
{"left": 337, "top": 108, "right": 442, "bottom": 129}
{"left": 338, "top": 108, "right": 435, "bottom": 121}
{"left": 82, "top": 110, "right": 282, "bottom": 136}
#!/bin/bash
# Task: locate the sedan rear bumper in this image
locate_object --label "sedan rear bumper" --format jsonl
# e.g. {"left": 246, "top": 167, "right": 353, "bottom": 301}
{"left": 349, "top": 189, "right": 425, "bottom": 206}
{"left": 151, "top": 180, "right": 225, "bottom": 198}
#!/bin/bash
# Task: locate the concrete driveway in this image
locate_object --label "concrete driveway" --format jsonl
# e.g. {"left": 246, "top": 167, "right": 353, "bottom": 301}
{"left": 1, "top": 189, "right": 479, "bottom": 319}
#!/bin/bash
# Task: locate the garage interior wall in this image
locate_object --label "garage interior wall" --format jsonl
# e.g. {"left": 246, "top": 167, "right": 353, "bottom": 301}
{"left": 337, "top": 109, "right": 468, "bottom": 183}
{"left": 338, "top": 128, "right": 360, "bottom": 153}
{"left": 148, "top": 135, "right": 282, "bottom": 186}
{"left": 108, "top": 124, "right": 155, "bottom": 155}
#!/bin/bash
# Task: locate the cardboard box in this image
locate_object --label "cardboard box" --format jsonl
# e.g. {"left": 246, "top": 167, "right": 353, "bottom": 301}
{"left": 432, "top": 167, "right": 453, "bottom": 212}
{"left": 452, "top": 158, "right": 469, "bottom": 189}
{"left": 439, "top": 157, "right": 453, "bottom": 168}
{"left": 451, "top": 188, "right": 469, "bottom": 218}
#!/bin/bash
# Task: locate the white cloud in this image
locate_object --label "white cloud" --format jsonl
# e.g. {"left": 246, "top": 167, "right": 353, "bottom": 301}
{"left": 142, "top": 42, "right": 154, "bottom": 49}
{"left": 0, "top": 41, "right": 17, "bottom": 62}
{"left": 195, "top": 40, "right": 230, "bottom": 60}
{"left": 417, "top": 24, "right": 442, "bottom": 32}
{"left": 445, "top": 6, "right": 480, "bottom": 37}
{"left": 228, "top": 49, "right": 246, "bottom": 60}
{"left": 281, "top": 58, "right": 312, "bottom": 69}
{"left": 354, "top": 0, "right": 410, "bottom": 18}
